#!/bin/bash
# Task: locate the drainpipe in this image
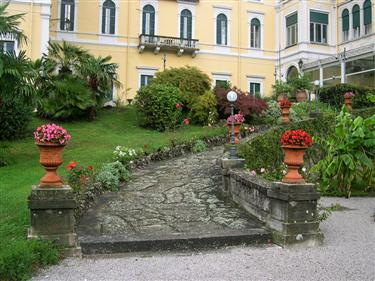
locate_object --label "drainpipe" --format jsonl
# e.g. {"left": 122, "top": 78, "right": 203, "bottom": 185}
{"left": 237, "top": 0, "right": 241, "bottom": 88}
{"left": 125, "top": 0, "right": 130, "bottom": 103}
{"left": 319, "top": 60, "right": 323, "bottom": 87}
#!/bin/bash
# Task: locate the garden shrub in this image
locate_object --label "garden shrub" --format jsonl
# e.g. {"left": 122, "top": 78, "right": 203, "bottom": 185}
{"left": 134, "top": 83, "right": 183, "bottom": 131}
{"left": 319, "top": 83, "right": 374, "bottom": 109}
{"left": 189, "top": 90, "right": 218, "bottom": 125}
{"left": 238, "top": 114, "right": 336, "bottom": 172}
{"left": 95, "top": 161, "right": 129, "bottom": 191}
{"left": 0, "top": 240, "right": 60, "bottom": 281}
{"left": 192, "top": 139, "right": 207, "bottom": 153}
{"left": 0, "top": 100, "right": 32, "bottom": 140}
{"left": 311, "top": 108, "right": 375, "bottom": 197}
{"left": 0, "top": 144, "right": 9, "bottom": 167}
{"left": 152, "top": 66, "right": 211, "bottom": 104}
{"left": 215, "top": 87, "right": 267, "bottom": 120}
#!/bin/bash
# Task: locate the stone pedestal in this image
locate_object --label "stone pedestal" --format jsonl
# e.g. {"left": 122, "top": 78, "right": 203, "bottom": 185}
{"left": 267, "top": 182, "right": 323, "bottom": 247}
{"left": 221, "top": 158, "right": 245, "bottom": 195}
{"left": 28, "top": 185, "right": 80, "bottom": 256}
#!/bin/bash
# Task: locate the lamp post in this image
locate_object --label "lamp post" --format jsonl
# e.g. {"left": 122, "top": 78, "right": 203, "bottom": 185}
{"left": 227, "top": 90, "right": 238, "bottom": 159}
{"left": 314, "top": 80, "right": 320, "bottom": 115}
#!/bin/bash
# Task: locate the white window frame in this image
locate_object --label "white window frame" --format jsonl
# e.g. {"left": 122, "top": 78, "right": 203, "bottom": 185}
{"left": 99, "top": 0, "right": 119, "bottom": 36}
{"left": 247, "top": 76, "right": 264, "bottom": 96}
{"left": 137, "top": 66, "right": 158, "bottom": 89}
{"left": 248, "top": 11, "right": 264, "bottom": 50}
{"left": 310, "top": 22, "right": 328, "bottom": 44}
{"left": 0, "top": 34, "right": 18, "bottom": 54}
{"left": 57, "top": 0, "right": 77, "bottom": 32}
{"left": 213, "top": 6, "right": 231, "bottom": 48}
{"left": 212, "top": 72, "right": 231, "bottom": 87}
{"left": 178, "top": 2, "right": 196, "bottom": 39}
{"left": 285, "top": 11, "right": 298, "bottom": 47}
{"left": 139, "top": 0, "right": 158, "bottom": 36}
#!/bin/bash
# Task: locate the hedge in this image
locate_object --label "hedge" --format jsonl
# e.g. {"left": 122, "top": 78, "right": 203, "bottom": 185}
{"left": 319, "top": 83, "right": 374, "bottom": 109}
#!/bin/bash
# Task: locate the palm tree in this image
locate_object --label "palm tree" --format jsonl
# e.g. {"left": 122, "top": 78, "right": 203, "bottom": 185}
{"left": 0, "top": 2, "right": 27, "bottom": 45}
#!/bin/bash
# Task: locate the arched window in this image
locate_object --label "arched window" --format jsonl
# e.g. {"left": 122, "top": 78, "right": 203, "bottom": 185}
{"left": 102, "top": 0, "right": 116, "bottom": 34}
{"left": 216, "top": 13, "right": 227, "bottom": 45}
{"left": 352, "top": 4, "right": 360, "bottom": 38}
{"left": 287, "top": 65, "right": 299, "bottom": 80}
{"left": 364, "top": 0, "right": 372, "bottom": 34}
{"left": 250, "top": 18, "right": 261, "bottom": 48}
{"left": 142, "top": 5, "right": 155, "bottom": 35}
{"left": 60, "top": 0, "right": 75, "bottom": 31}
{"left": 342, "top": 9, "right": 349, "bottom": 41}
{"left": 180, "top": 9, "right": 192, "bottom": 39}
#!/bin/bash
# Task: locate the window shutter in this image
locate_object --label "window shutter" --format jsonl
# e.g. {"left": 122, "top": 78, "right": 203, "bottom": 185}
{"left": 60, "top": 3, "right": 66, "bottom": 30}
{"left": 216, "top": 17, "right": 221, "bottom": 44}
{"left": 364, "top": 0, "right": 372, "bottom": 25}
{"left": 180, "top": 14, "right": 184, "bottom": 38}
{"left": 342, "top": 9, "right": 349, "bottom": 31}
{"left": 150, "top": 11, "right": 155, "bottom": 35}
{"left": 70, "top": 2, "right": 75, "bottom": 31}
{"left": 140, "top": 75, "right": 146, "bottom": 87}
{"left": 102, "top": 7, "right": 106, "bottom": 33}
{"left": 310, "top": 11, "right": 328, "bottom": 24}
{"left": 223, "top": 18, "right": 227, "bottom": 45}
{"left": 255, "top": 83, "right": 260, "bottom": 94}
{"left": 110, "top": 6, "right": 115, "bottom": 34}
{"left": 142, "top": 10, "right": 146, "bottom": 34}
{"left": 187, "top": 15, "right": 192, "bottom": 39}
{"left": 352, "top": 5, "right": 360, "bottom": 28}
{"left": 286, "top": 13, "right": 297, "bottom": 27}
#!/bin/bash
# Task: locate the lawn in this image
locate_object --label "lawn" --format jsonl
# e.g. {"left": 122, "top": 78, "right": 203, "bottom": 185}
{"left": 0, "top": 106, "right": 226, "bottom": 280}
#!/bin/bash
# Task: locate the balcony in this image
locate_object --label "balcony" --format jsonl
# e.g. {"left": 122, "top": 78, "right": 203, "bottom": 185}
{"left": 138, "top": 34, "right": 199, "bottom": 57}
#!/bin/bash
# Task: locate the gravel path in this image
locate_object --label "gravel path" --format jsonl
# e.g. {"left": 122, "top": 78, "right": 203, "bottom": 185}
{"left": 32, "top": 197, "right": 375, "bottom": 281}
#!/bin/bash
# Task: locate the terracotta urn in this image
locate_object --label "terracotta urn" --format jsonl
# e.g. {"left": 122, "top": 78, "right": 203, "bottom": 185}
{"left": 296, "top": 90, "right": 307, "bottom": 102}
{"left": 344, "top": 97, "right": 352, "bottom": 111}
{"left": 281, "top": 145, "right": 307, "bottom": 183}
{"left": 37, "top": 142, "right": 66, "bottom": 188}
{"left": 228, "top": 123, "right": 241, "bottom": 144}
{"left": 280, "top": 106, "right": 291, "bottom": 124}
{"left": 277, "top": 93, "right": 288, "bottom": 102}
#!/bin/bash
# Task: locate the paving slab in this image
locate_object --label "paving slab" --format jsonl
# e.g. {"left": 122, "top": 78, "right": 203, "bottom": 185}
{"left": 77, "top": 146, "right": 270, "bottom": 254}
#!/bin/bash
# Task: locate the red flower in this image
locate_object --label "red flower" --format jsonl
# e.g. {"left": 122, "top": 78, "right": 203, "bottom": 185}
{"left": 66, "top": 161, "right": 77, "bottom": 170}
{"left": 183, "top": 118, "right": 190, "bottom": 125}
{"left": 176, "top": 103, "right": 181, "bottom": 109}
{"left": 280, "top": 130, "right": 313, "bottom": 147}
{"left": 88, "top": 165, "right": 93, "bottom": 170}
{"left": 279, "top": 98, "right": 292, "bottom": 108}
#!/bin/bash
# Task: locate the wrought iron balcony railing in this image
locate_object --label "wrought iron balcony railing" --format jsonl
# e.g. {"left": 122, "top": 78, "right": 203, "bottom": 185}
{"left": 138, "top": 34, "right": 199, "bottom": 57}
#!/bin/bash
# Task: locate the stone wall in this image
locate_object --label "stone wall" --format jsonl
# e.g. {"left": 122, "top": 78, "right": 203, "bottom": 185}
{"left": 221, "top": 161, "right": 323, "bottom": 247}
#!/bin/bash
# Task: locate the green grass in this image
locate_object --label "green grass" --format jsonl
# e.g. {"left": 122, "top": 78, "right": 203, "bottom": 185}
{"left": 0, "top": 106, "right": 226, "bottom": 280}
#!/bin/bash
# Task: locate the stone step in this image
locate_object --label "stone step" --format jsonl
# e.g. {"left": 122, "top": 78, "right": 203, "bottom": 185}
{"left": 79, "top": 228, "right": 271, "bottom": 255}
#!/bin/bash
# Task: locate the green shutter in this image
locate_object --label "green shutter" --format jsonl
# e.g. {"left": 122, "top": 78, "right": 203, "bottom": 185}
{"left": 70, "top": 2, "right": 75, "bottom": 31}
{"left": 216, "top": 16, "right": 221, "bottom": 44}
{"left": 364, "top": 0, "right": 372, "bottom": 25}
{"left": 102, "top": 7, "right": 106, "bottom": 33}
{"left": 142, "top": 10, "right": 146, "bottom": 34}
{"left": 110, "top": 6, "right": 115, "bottom": 34}
{"left": 187, "top": 15, "right": 192, "bottom": 39}
{"left": 286, "top": 13, "right": 297, "bottom": 26}
{"left": 251, "top": 18, "right": 260, "bottom": 27}
{"left": 140, "top": 75, "right": 146, "bottom": 87}
{"left": 180, "top": 13, "right": 184, "bottom": 38}
{"left": 60, "top": 3, "right": 66, "bottom": 30}
{"left": 352, "top": 5, "right": 360, "bottom": 28}
{"left": 342, "top": 9, "right": 349, "bottom": 31}
{"left": 310, "top": 11, "right": 328, "bottom": 24}
{"left": 150, "top": 11, "right": 155, "bottom": 35}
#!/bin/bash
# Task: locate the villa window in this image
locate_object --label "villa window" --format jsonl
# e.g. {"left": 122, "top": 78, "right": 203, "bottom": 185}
{"left": 102, "top": 0, "right": 116, "bottom": 35}
{"left": 342, "top": 9, "right": 349, "bottom": 42}
{"left": 310, "top": 11, "right": 328, "bottom": 44}
{"left": 364, "top": 0, "right": 372, "bottom": 35}
{"left": 249, "top": 82, "right": 261, "bottom": 96}
{"left": 140, "top": 74, "right": 153, "bottom": 88}
{"left": 60, "top": 0, "right": 75, "bottom": 31}
{"left": 216, "top": 13, "right": 228, "bottom": 45}
{"left": 180, "top": 9, "right": 192, "bottom": 39}
{"left": 0, "top": 40, "right": 15, "bottom": 53}
{"left": 352, "top": 5, "right": 360, "bottom": 39}
{"left": 250, "top": 18, "right": 261, "bottom": 48}
{"left": 286, "top": 13, "right": 298, "bottom": 47}
{"left": 142, "top": 5, "right": 155, "bottom": 36}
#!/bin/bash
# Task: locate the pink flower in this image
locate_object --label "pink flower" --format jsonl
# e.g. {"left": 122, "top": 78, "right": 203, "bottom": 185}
{"left": 249, "top": 170, "right": 256, "bottom": 176}
{"left": 176, "top": 103, "right": 181, "bottom": 109}
{"left": 183, "top": 118, "right": 190, "bottom": 125}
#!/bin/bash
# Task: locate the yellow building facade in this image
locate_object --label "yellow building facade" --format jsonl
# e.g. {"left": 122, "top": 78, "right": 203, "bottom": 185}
{"left": 2, "top": 0, "right": 375, "bottom": 103}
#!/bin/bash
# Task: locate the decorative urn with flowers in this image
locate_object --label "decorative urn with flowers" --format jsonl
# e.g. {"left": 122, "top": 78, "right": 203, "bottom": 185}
{"left": 34, "top": 124, "right": 71, "bottom": 187}
{"left": 279, "top": 98, "right": 293, "bottom": 124}
{"left": 344, "top": 92, "right": 354, "bottom": 111}
{"left": 280, "top": 129, "right": 313, "bottom": 183}
{"left": 227, "top": 113, "right": 245, "bottom": 144}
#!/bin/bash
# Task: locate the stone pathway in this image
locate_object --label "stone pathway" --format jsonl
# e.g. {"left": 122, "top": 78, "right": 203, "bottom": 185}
{"left": 77, "top": 146, "right": 269, "bottom": 254}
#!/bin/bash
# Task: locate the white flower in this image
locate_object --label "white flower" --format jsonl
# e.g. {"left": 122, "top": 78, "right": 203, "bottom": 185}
{"left": 282, "top": 170, "right": 287, "bottom": 175}
{"left": 302, "top": 167, "right": 307, "bottom": 172}
{"left": 260, "top": 168, "right": 266, "bottom": 173}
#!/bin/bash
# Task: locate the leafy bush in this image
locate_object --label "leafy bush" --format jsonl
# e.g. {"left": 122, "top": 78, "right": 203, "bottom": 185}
{"left": 0, "top": 101, "right": 32, "bottom": 140}
{"left": 95, "top": 161, "right": 130, "bottom": 191}
{"left": 0, "top": 144, "right": 9, "bottom": 167}
{"left": 0, "top": 240, "right": 60, "bottom": 281}
{"left": 272, "top": 80, "right": 292, "bottom": 96}
{"left": 192, "top": 139, "right": 207, "bottom": 153}
{"left": 319, "top": 83, "right": 374, "bottom": 109}
{"left": 288, "top": 74, "right": 312, "bottom": 92}
{"left": 311, "top": 108, "right": 375, "bottom": 197}
{"left": 113, "top": 146, "right": 143, "bottom": 165}
{"left": 65, "top": 161, "right": 95, "bottom": 190}
{"left": 215, "top": 87, "right": 267, "bottom": 120}
{"left": 134, "top": 83, "right": 184, "bottom": 131}
{"left": 189, "top": 90, "right": 218, "bottom": 125}
{"left": 152, "top": 66, "right": 211, "bottom": 104}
